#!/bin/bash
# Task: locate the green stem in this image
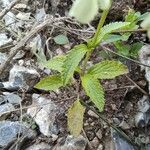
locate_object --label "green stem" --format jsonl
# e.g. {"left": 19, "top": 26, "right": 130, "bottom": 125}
{"left": 81, "top": 10, "right": 109, "bottom": 75}
{"left": 92, "top": 10, "right": 109, "bottom": 46}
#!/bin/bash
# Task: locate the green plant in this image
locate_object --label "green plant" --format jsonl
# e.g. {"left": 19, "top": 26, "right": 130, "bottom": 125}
{"left": 34, "top": 0, "right": 147, "bottom": 137}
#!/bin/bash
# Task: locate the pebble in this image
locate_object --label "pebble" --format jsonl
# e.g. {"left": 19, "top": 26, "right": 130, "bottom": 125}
{"left": 27, "top": 94, "right": 59, "bottom": 136}
{"left": 87, "top": 110, "right": 99, "bottom": 118}
{"left": 56, "top": 135, "right": 87, "bottom": 150}
{"left": 25, "top": 142, "right": 51, "bottom": 150}
{"left": 0, "top": 121, "right": 36, "bottom": 148}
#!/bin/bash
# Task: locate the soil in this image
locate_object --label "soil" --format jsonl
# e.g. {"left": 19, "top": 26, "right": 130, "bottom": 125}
{"left": 0, "top": 0, "right": 150, "bottom": 150}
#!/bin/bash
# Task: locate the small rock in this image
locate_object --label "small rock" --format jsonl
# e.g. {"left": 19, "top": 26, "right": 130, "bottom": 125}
{"left": 0, "top": 121, "right": 36, "bottom": 148}
{"left": 3, "top": 92, "right": 22, "bottom": 104}
{"left": 147, "top": 144, "right": 150, "bottom": 150}
{"left": 0, "top": 33, "right": 12, "bottom": 47}
{"left": 112, "top": 130, "right": 135, "bottom": 150}
{"left": 27, "top": 94, "right": 59, "bottom": 136}
{"left": 0, "top": 52, "right": 7, "bottom": 65}
{"left": 25, "top": 142, "right": 51, "bottom": 150}
{"left": 97, "top": 144, "right": 103, "bottom": 150}
{"left": 119, "top": 120, "right": 130, "bottom": 130}
{"left": 0, "top": 103, "right": 15, "bottom": 120}
{"left": 51, "top": 134, "right": 58, "bottom": 141}
{"left": 96, "top": 129, "right": 103, "bottom": 140}
{"left": 91, "top": 137, "right": 99, "bottom": 149}
{"left": 16, "top": 12, "right": 31, "bottom": 21}
{"left": 2, "top": 65, "right": 40, "bottom": 90}
{"left": 14, "top": 3, "right": 30, "bottom": 9}
{"left": 87, "top": 110, "right": 99, "bottom": 118}
{"left": 135, "top": 96, "right": 150, "bottom": 127}
{"left": 57, "top": 135, "right": 87, "bottom": 150}
{"left": 35, "top": 8, "right": 46, "bottom": 22}
{"left": 139, "top": 45, "right": 150, "bottom": 93}
{"left": 113, "top": 118, "right": 121, "bottom": 125}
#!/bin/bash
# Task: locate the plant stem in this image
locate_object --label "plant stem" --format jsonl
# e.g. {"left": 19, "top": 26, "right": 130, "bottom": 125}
{"left": 81, "top": 10, "right": 109, "bottom": 75}
{"left": 92, "top": 10, "right": 109, "bottom": 46}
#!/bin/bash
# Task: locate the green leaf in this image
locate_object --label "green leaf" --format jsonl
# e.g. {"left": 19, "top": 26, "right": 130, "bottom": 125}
{"left": 68, "top": 99, "right": 85, "bottom": 137}
{"left": 54, "top": 34, "right": 69, "bottom": 45}
{"left": 87, "top": 60, "right": 128, "bottom": 79}
{"left": 125, "top": 9, "right": 141, "bottom": 23}
{"left": 35, "top": 75, "right": 63, "bottom": 91}
{"left": 95, "top": 22, "right": 130, "bottom": 45}
{"left": 69, "top": 0, "right": 98, "bottom": 24}
{"left": 62, "top": 44, "right": 88, "bottom": 85}
{"left": 103, "top": 34, "right": 126, "bottom": 43}
{"left": 115, "top": 41, "right": 130, "bottom": 56}
{"left": 81, "top": 75, "right": 105, "bottom": 112}
{"left": 130, "top": 42, "right": 143, "bottom": 58}
{"left": 44, "top": 55, "right": 66, "bottom": 72}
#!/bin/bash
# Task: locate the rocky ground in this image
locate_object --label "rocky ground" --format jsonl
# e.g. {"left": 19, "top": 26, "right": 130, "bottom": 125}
{"left": 0, "top": 0, "right": 150, "bottom": 150}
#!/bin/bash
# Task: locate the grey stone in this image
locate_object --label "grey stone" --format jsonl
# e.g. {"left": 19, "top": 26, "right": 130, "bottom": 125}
{"left": 0, "top": 52, "right": 7, "bottom": 65}
{"left": 27, "top": 94, "right": 59, "bottom": 137}
{"left": 35, "top": 8, "right": 46, "bottom": 22}
{"left": 2, "top": 65, "right": 40, "bottom": 90}
{"left": 112, "top": 130, "right": 135, "bottom": 150}
{"left": 3, "top": 92, "right": 22, "bottom": 104}
{"left": 87, "top": 110, "right": 99, "bottom": 118}
{"left": 135, "top": 96, "right": 150, "bottom": 127}
{"left": 91, "top": 137, "right": 99, "bottom": 149}
{"left": 96, "top": 129, "right": 102, "bottom": 140}
{"left": 0, "top": 103, "right": 15, "bottom": 120}
{"left": 25, "top": 142, "right": 51, "bottom": 150}
{"left": 57, "top": 135, "right": 87, "bottom": 150}
{"left": 97, "top": 144, "right": 103, "bottom": 150}
{"left": 139, "top": 45, "right": 150, "bottom": 93}
{"left": 0, "top": 121, "right": 36, "bottom": 148}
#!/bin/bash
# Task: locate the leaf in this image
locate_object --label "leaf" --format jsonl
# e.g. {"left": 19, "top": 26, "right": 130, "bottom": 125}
{"left": 44, "top": 55, "right": 66, "bottom": 72}
{"left": 125, "top": 9, "right": 141, "bottom": 23}
{"left": 62, "top": 44, "right": 88, "bottom": 85}
{"left": 69, "top": 0, "right": 98, "bottom": 24}
{"left": 130, "top": 42, "right": 143, "bottom": 58}
{"left": 54, "top": 34, "right": 69, "bottom": 45}
{"left": 68, "top": 99, "right": 85, "bottom": 137}
{"left": 81, "top": 74, "right": 105, "bottom": 112}
{"left": 115, "top": 41, "right": 130, "bottom": 56}
{"left": 95, "top": 22, "right": 130, "bottom": 45}
{"left": 103, "top": 34, "right": 127, "bottom": 43}
{"left": 87, "top": 60, "right": 128, "bottom": 79}
{"left": 35, "top": 75, "right": 63, "bottom": 91}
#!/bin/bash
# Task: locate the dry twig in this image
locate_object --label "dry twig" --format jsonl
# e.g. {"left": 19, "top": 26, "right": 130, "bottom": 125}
{"left": 0, "top": 0, "right": 21, "bottom": 20}
{"left": 0, "top": 17, "right": 67, "bottom": 76}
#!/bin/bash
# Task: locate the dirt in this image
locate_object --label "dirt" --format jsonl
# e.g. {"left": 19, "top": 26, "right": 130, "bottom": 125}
{"left": 0, "top": 0, "right": 150, "bottom": 149}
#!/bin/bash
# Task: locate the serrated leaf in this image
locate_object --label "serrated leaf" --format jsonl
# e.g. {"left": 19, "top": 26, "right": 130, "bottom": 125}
{"left": 68, "top": 99, "right": 85, "bottom": 137}
{"left": 69, "top": 0, "right": 98, "bottom": 24}
{"left": 87, "top": 60, "right": 128, "bottom": 79}
{"left": 81, "top": 75, "right": 105, "bottom": 112}
{"left": 62, "top": 44, "right": 88, "bottom": 85}
{"left": 95, "top": 22, "right": 130, "bottom": 45}
{"left": 54, "top": 34, "right": 69, "bottom": 45}
{"left": 115, "top": 41, "right": 130, "bottom": 56}
{"left": 44, "top": 55, "right": 66, "bottom": 72}
{"left": 35, "top": 75, "right": 63, "bottom": 91}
